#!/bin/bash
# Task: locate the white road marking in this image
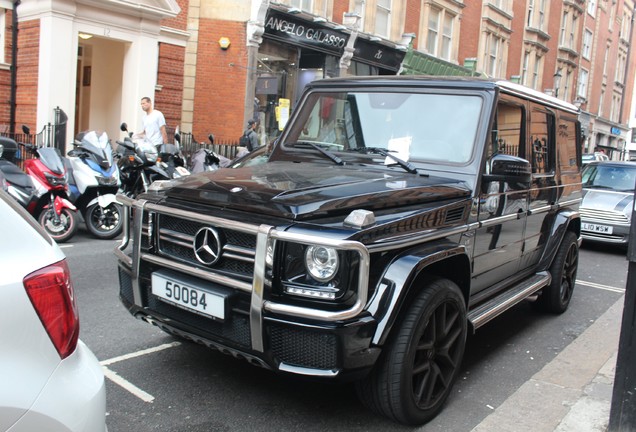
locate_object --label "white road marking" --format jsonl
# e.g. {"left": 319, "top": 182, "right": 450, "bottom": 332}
{"left": 576, "top": 280, "right": 625, "bottom": 293}
{"left": 100, "top": 342, "right": 181, "bottom": 402}
{"left": 102, "top": 367, "right": 155, "bottom": 403}
{"left": 100, "top": 341, "right": 181, "bottom": 366}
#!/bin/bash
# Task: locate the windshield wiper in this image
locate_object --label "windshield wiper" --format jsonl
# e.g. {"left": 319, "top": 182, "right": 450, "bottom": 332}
{"left": 350, "top": 147, "right": 418, "bottom": 174}
{"left": 292, "top": 142, "right": 344, "bottom": 166}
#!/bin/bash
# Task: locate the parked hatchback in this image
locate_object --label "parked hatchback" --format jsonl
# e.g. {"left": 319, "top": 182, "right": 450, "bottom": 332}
{"left": 580, "top": 161, "right": 636, "bottom": 245}
{"left": 0, "top": 189, "right": 107, "bottom": 432}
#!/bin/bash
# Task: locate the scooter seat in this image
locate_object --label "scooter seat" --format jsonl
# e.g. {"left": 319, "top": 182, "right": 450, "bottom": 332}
{"left": 0, "top": 160, "right": 34, "bottom": 188}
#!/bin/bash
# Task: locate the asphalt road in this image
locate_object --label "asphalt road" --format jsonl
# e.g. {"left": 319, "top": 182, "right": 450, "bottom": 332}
{"left": 60, "top": 229, "right": 628, "bottom": 432}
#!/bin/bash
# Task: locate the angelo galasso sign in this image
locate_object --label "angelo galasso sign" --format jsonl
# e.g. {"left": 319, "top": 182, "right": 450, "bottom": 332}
{"left": 263, "top": 9, "right": 349, "bottom": 55}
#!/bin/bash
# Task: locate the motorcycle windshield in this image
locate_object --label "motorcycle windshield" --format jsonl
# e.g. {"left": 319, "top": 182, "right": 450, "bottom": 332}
{"left": 80, "top": 131, "right": 114, "bottom": 167}
{"left": 37, "top": 147, "right": 66, "bottom": 175}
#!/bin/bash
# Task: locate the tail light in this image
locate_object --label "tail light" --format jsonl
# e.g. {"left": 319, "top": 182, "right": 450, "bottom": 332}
{"left": 23, "top": 259, "right": 79, "bottom": 359}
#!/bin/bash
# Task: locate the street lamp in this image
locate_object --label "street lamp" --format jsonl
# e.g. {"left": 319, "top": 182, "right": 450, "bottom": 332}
{"left": 553, "top": 69, "right": 563, "bottom": 98}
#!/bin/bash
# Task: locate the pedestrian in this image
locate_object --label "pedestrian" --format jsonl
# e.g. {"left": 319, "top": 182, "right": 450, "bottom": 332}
{"left": 241, "top": 119, "right": 258, "bottom": 152}
{"left": 140, "top": 97, "right": 168, "bottom": 145}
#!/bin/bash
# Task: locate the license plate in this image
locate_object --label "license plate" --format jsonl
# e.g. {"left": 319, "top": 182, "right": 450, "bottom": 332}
{"left": 582, "top": 222, "right": 613, "bottom": 234}
{"left": 151, "top": 273, "right": 225, "bottom": 319}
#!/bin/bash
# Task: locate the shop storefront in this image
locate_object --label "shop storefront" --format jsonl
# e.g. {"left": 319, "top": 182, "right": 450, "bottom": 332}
{"left": 255, "top": 7, "right": 348, "bottom": 143}
{"left": 253, "top": 6, "right": 406, "bottom": 145}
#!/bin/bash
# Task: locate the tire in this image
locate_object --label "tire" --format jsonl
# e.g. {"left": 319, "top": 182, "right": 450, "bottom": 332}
{"left": 537, "top": 230, "right": 578, "bottom": 314}
{"left": 356, "top": 277, "right": 467, "bottom": 425}
{"left": 38, "top": 207, "right": 78, "bottom": 243}
{"left": 85, "top": 202, "right": 123, "bottom": 240}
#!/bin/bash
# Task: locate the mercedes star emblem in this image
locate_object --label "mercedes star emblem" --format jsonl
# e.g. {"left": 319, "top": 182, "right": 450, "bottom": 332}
{"left": 193, "top": 227, "right": 223, "bottom": 265}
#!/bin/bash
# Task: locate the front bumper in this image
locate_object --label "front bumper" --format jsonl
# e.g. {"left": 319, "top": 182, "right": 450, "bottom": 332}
{"left": 115, "top": 196, "right": 380, "bottom": 380}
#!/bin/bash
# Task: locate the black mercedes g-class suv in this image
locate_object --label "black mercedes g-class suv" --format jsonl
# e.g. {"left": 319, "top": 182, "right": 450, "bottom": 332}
{"left": 115, "top": 76, "right": 582, "bottom": 425}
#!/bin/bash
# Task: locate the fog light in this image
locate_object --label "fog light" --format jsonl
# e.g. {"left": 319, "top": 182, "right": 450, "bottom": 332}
{"left": 285, "top": 286, "right": 336, "bottom": 300}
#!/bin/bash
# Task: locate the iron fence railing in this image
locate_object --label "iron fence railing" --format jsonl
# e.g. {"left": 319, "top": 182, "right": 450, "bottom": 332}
{"left": 0, "top": 124, "right": 54, "bottom": 170}
{"left": 176, "top": 132, "right": 240, "bottom": 164}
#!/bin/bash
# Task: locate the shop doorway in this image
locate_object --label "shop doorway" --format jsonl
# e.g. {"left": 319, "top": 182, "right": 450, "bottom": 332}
{"left": 75, "top": 36, "right": 126, "bottom": 144}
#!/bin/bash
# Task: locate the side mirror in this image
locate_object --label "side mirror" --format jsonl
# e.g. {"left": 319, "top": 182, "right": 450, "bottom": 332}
{"left": 208, "top": 134, "right": 214, "bottom": 145}
{"left": 482, "top": 154, "right": 532, "bottom": 191}
{"left": 174, "top": 132, "right": 180, "bottom": 144}
{"left": 120, "top": 122, "right": 128, "bottom": 132}
{"left": 21, "top": 125, "right": 30, "bottom": 135}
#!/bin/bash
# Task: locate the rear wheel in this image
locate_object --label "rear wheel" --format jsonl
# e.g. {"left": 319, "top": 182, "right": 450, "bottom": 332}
{"left": 537, "top": 231, "right": 578, "bottom": 313}
{"left": 356, "top": 277, "right": 467, "bottom": 425}
{"left": 38, "top": 207, "right": 78, "bottom": 243}
{"left": 85, "top": 202, "right": 123, "bottom": 239}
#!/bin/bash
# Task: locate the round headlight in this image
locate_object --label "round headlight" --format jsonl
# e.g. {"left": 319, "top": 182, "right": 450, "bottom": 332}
{"left": 305, "top": 245, "right": 339, "bottom": 282}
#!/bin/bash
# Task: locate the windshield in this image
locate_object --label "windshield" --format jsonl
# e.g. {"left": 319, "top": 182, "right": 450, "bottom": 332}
{"left": 582, "top": 164, "right": 636, "bottom": 192}
{"left": 283, "top": 91, "right": 483, "bottom": 165}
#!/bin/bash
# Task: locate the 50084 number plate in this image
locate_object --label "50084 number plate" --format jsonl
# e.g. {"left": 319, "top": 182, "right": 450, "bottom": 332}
{"left": 151, "top": 273, "right": 225, "bottom": 319}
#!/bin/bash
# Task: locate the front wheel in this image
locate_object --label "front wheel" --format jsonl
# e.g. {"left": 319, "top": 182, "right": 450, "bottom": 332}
{"left": 356, "top": 277, "right": 467, "bottom": 425}
{"left": 85, "top": 202, "right": 123, "bottom": 239}
{"left": 38, "top": 207, "right": 78, "bottom": 243}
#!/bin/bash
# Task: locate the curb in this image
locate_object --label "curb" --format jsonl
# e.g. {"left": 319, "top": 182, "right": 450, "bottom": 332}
{"left": 470, "top": 296, "right": 624, "bottom": 432}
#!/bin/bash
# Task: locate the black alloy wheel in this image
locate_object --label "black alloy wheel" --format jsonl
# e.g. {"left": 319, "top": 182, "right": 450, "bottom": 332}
{"left": 538, "top": 230, "right": 579, "bottom": 314}
{"left": 356, "top": 277, "right": 467, "bottom": 425}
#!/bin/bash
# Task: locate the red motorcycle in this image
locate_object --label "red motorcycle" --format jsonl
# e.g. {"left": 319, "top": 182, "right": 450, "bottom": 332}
{"left": 22, "top": 143, "right": 79, "bottom": 243}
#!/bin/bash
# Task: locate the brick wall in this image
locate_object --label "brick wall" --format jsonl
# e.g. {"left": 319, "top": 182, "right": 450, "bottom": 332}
{"left": 457, "top": 0, "right": 481, "bottom": 66}
{"left": 402, "top": 0, "right": 421, "bottom": 48}
{"left": 156, "top": 43, "right": 185, "bottom": 132}
{"left": 162, "top": 0, "right": 189, "bottom": 31}
{"left": 15, "top": 19, "right": 39, "bottom": 131}
{"left": 192, "top": 18, "right": 247, "bottom": 142}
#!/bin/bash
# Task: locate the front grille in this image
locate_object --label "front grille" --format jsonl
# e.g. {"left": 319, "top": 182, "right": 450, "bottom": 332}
{"left": 270, "top": 324, "right": 337, "bottom": 369}
{"left": 580, "top": 208, "right": 629, "bottom": 224}
{"left": 118, "top": 267, "right": 134, "bottom": 304}
{"left": 156, "top": 214, "right": 256, "bottom": 277}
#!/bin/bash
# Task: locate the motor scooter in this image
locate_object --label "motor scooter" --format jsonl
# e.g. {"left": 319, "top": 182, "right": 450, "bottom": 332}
{"left": 19, "top": 129, "right": 79, "bottom": 243}
{"left": 66, "top": 130, "right": 123, "bottom": 239}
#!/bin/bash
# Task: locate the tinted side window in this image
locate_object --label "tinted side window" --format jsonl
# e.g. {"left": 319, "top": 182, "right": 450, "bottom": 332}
{"left": 529, "top": 109, "right": 555, "bottom": 174}
{"left": 490, "top": 102, "right": 525, "bottom": 159}
{"left": 557, "top": 117, "right": 580, "bottom": 173}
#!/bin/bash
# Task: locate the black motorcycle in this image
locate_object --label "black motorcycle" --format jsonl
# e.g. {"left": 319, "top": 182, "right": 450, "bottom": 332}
{"left": 116, "top": 123, "right": 174, "bottom": 198}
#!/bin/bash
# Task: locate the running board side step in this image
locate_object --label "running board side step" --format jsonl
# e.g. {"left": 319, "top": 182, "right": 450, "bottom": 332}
{"left": 468, "top": 271, "right": 551, "bottom": 331}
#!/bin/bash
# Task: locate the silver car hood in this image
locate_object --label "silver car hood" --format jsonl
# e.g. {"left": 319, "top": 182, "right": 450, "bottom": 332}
{"left": 581, "top": 189, "right": 633, "bottom": 211}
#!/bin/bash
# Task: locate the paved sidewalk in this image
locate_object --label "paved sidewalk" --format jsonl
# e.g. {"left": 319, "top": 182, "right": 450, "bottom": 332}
{"left": 471, "top": 296, "right": 624, "bottom": 432}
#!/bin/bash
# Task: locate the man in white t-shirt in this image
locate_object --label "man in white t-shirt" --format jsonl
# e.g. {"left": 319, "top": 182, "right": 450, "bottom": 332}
{"left": 140, "top": 97, "right": 167, "bottom": 145}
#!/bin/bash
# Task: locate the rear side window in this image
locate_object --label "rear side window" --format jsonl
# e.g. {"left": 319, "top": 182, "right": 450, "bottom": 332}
{"left": 529, "top": 109, "right": 555, "bottom": 174}
{"left": 557, "top": 117, "right": 580, "bottom": 173}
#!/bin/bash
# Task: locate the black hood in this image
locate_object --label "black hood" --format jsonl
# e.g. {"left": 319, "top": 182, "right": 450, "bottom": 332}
{"left": 164, "top": 161, "right": 470, "bottom": 220}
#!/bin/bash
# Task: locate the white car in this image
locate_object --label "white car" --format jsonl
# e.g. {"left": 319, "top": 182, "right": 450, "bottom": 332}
{"left": 0, "top": 189, "right": 107, "bottom": 432}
